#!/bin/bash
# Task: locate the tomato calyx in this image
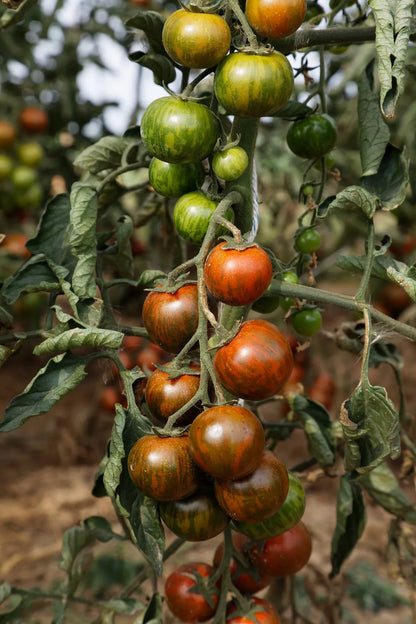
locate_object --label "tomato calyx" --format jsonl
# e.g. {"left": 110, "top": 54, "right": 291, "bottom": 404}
{"left": 147, "top": 279, "right": 195, "bottom": 294}
{"left": 179, "top": 0, "right": 226, "bottom": 14}
{"left": 238, "top": 43, "right": 276, "bottom": 56}
{"left": 217, "top": 234, "right": 263, "bottom": 252}
{"left": 181, "top": 569, "right": 220, "bottom": 608}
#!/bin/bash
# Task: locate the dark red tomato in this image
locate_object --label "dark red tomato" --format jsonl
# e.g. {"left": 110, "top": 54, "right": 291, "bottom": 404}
{"left": 246, "top": 0, "right": 306, "bottom": 39}
{"left": 1, "top": 233, "right": 31, "bottom": 258}
{"left": 204, "top": 243, "right": 273, "bottom": 306}
{"left": 142, "top": 284, "right": 199, "bottom": 353}
{"left": 136, "top": 342, "right": 169, "bottom": 374}
{"left": 215, "top": 450, "right": 289, "bottom": 523}
{"left": 148, "top": 157, "right": 205, "bottom": 198}
{"left": 122, "top": 335, "right": 145, "bottom": 353}
{"left": 213, "top": 534, "right": 272, "bottom": 594}
{"left": 99, "top": 385, "right": 126, "bottom": 412}
{"left": 159, "top": 489, "right": 229, "bottom": 541}
{"left": 141, "top": 96, "right": 219, "bottom": 164}
{"left": 165, "top": 562, "right": 219, "bottom": 622}
{"left": 308, "top": 373, "right": 336, "bottom": 410}
{"left": 213, "top": 319, "right": 294, "bottom": 400}
{"left": 162, "top": 9, "right": 231, "bottom": 69}
{"left": 145, "top": 362, "right": 201, "bottom": 425}
{"left": 214, "top": 51, "right": 293, "bottom": 118}
{"left": 19, "top": 107, "right": 49, "bottom": 134}
{"left": 127, "top": 434, "right": 200, "bottom": 501}
{"left": 250, "top": 521, "right": 312, "bottom": 577}
{"left": 189, "top": 405, "right": 265, "bottom": 480}
{"left": 234, "top": 472, "right": 305, "bottom": 539}
{"left": 286, "top": 114, "right": 337, "bottom": 160}
{"left": 226, "top": 597, "right": 281, "bottom": 624}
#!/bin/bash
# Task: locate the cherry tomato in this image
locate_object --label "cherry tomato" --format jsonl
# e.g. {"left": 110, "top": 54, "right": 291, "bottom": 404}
{"left": 213, "top": 319, "right": 294, "bottom": 400}
{"left": 0, "top": 121, "right": 17, "bottom": 148}
{"left": 249, "top": 521, "right": 312, "bottom": 577}
{"left": 127, "top": 434, "right": 201, "bottom": 501}
{"left": 204, "top": 243, "right": 273, "bottom": 306}
{"left": 212, "top": 147, "right": 249, "bottom": 181}
{"left": 19, "top": 107, "right": 49, "bottom": 134}
{"left": 165, "top": 562, "right": 219, "bottom": 622}
{"left": 287, "top": 114, "right": 337, "bottom": 160}
{"left": 226, "top": 597, "right": 281, "bottom": 624}
{"left": 189, "top": 405, "right": 265, "bottom": 480}
{"left": 145, "top": 362, "right": 201, "bottom": 425}
{"left": 162, "top": 9, "right": 231, "bottom": 69}
{"left": 294, "top": 228, "right": 321, "bottom": 253}
{"left": 16, "top": 142, "right": 44, "bottom": 167}
{"left": 142, "top": 283, "right": 199, "bottom": 354}
{"left": 215, "top": 450, "right": 289, "bottom": 523}
{"left": 11, "top": 165, "right": 38, "bottom": 190}
{"left": 246, "top": 0, "right": 307, "bottom": 39}
{"left": 291, "top": 307, "right": 322, "bottom": 336}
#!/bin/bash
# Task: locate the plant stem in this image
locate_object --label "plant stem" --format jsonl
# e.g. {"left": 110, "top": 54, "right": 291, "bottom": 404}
{"left": 226, "top": 0, "right": 259, "bottom": 49}
{"left": 96, "top": 161, "right": 148, "bottom": 196}
{"left": 355, "top": 220, "right": 375, "bottom": 303}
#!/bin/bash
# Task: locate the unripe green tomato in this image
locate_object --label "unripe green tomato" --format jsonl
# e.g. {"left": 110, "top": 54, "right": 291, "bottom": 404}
{"left": 173, "top": 190, "right": 234, "bottom": 245}
{"left": 14, "top": 182, "right": 43, "bottom": 209}
{"left": 11, "top": 165, "right": 38, "bottom": 190}
{"left": 16, "top": 142, "right": 44, "bottom": 167}
{"left": 291, "top": 307, "right": 322, "bottom": 336}
{"left": 295, "top": 228, "right": 321, "bottom": 253}
{"left": 313, "top": 152, "right": 336, "bottom": 172}
{"left": 287, "top": 114, "right": 337, "bottom": 160}
{"left": 280, "top": 271, "right": 298, "bottom": 311}
{"left": 148, "top": 157, "right": 205, "bottom": 197}
{"left": 302, "top": 184, "right": 314, "bottom": 196}
{"left": 0, "top": 153, "right": 13, "bottom": 179}
{"left": 212, "top": 147, "right": 249, "bottom": 181}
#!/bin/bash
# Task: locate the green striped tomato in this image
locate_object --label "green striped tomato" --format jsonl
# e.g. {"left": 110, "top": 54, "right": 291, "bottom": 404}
{"left": 286, "top": 114, "right": 337, "bottom": 159}
{"left": 234, "top": 472, "right": 306, "bottom": 539}
{"left": 148, "top": 157, "right": 205, "bottom": 197}
{"left": 127, "top": 434, "right": 201, "bottom": 501}
{"left": 173, "top": 190, "right": 234, "bottom": 244}
{"left": 162, "top": 9, "right": 231, "bottom": 69}
{"left": 214, "top": 51, "right": 294, "bottom": 118}
{"left": 212, "top": 146, "right": 249, "bottom": 181}
{"left": 159, "top": 489, "right": 229, "bottom": 541}
{"left": 141, "top": 96, "right": 219, "bottom": 164}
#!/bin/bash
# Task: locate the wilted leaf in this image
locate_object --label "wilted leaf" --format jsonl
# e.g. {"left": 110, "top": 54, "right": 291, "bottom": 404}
{"left": 292, "top": 394, "right": 336, "bottom": 467}
{"left": 330, "top": 475, "right": 366, "bottom": 577}
{"left": 359, "top": 462, "right": 416, "bottom": 524}
{"left": 69, "top": 183, "right": 98, "bottom": 299}
{"left": 1, "top": 257, "right": 60, "bottom": 304}
{"left": 74, "top": 136, "right": 132, "bottom": 175}
{"left": 359, "top": 144, "right": 409, "bottom": 210}
{"left": 340, "top": 382, "right": 401, "bottom": 474}
{"left": 325, "top": 185, "right": 377, "bottom": 219}
{"left": 0, "top": 352, "right": 90, "bottom": 432}
{"left": 33, "top": 327, "right": 124, "bottom": 356}
{"left": 358, "top": 61, "right": 390, "bottom": 176}
{"left": 386, "top": 265, "right": 416, "bottom": 302}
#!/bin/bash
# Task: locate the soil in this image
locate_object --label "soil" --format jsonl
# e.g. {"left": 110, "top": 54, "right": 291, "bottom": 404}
{"left": 1, "top": 303, "right": 415, "bottom": 624}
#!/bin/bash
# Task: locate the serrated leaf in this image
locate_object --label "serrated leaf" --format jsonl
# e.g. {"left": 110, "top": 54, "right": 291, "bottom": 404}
{"left": 358, "top": 61, "right": 390, "bottom": 176}
{"left": 368, "top": 0, "right": 414, "bottom": 118}
{"left": 325, "top": 185, "right": 377, "bottom": 219}
{"left": 132, "top": 51, "right": 176, "bottom": 86}
{"left": 0, "top": 352, "right": 89, "bottom": 432}
{"left": 359, "top": 462, "right": 416, "bottom": 524}
{"left": 74, "top": 136, "right": 132, "bottom": 175}
{"left": 130, "top": 494, "right": 165, "bottom": 576}
{"left": 359, "top": 143, "right": 409, "bottom": 209}
{"left": 330, "top": 475, "right": 366, "bottom": 577}
{"left": 386, "top": 265, "right": 416, "bottom": 302}
{"left": 69, "top": 183, "right": 98, "bottom": 299}
{"left": 292, "top": 395, "right": 336, "bottom": 467}
{"left": 126, "top": 10, "right": 166, "bottom": 55}
{"left": 340, "top": 382, "right": 401, "bottom": 474}
{"left": 33, "top": 327, "right": 124, "bottom": 356}
{"left": 1, "top": 257, "right": 60, "bottom": 304}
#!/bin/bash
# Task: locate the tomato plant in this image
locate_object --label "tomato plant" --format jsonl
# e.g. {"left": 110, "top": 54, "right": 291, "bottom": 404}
{"left": 214, "top": 51, "right": 294, "bottom": 118}
{"left": 189, "top": 404, "right": 265, "bottom": 479}
{"left": 148, "top": 157, "right": 205, "bottom": 197}
{"left": 213, "top": 319, "right": 294, "bottom": 400}
{"left": 214, "top": 450, "right": 289, "bottom": 523}
{"left": 127, "top": 434, "right": 201, "bottom": 501}
{"left": 142, "top": 283, "right": 199, "bottom": 353}
{"left": 162, "top": 9, "right": 231, "bottom": 69}
{"left": 140, "top": 96, "right": 219, "bottom": 163}
{"left": 246, "top": 0, "right": 307, "bottom": 39}
{"left": 249, "top": 521, "right": 312, "bottom": 577}
{"left": 212, "top": 146, "right": 249, "bottom": 181}
{"left": 165, "top": 562, "right": 219, "bottom": 622}
{"left": 204, "top": 242, "right": 273, "bottom": 306}
{"left": 145, "top": 362, "right": 201, "bottom": 425}
{"left": 286, "top": 114, "right": 337, "bottom": 159}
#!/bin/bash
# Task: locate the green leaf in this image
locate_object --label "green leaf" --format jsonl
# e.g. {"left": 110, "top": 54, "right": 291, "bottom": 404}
{"left": 359, "top": 462, "right": 416, "bottom": 524}
{"left": 0, "top": 583, "right": 12, "bottom": 605}
{"left": 330, "top": 475, "right": 366, "bottom": 577}
{"left": 103, "top": 405, "right": 129, "bottom": 503}
{"left": 73, "top": 136, "right": 132, "bottom": 175}
{"left": 1, "top": 257, "right": 60, "bottom": 304}
{"left": 69, "top": 183, "right": 98, "bottom": 299}
{"left": 83, "top": 516, "right": 123, "bottom": 542}
{"left": 358, "top": 61, "right": 390, "bottom": 176}
{"left": 113, "top": 216, "right": 134, "bottom": 278}
{"left": 141, "top": 593, "right": 163, "bottom": 624}
{"left": 274, "top": 100, "right": 314, "bottom": 119}
{"left": 136, "top": 269, "right": 167, "bottom": 289}
{"left": 33, "top": 327, "right": 124, "bottom": 356}
{"left": 368, "top": 0, "right": 414, "bottom": 118}
{"left": 292, "top": 395, "right": 336, "bottom": 467}
{"left": 131, "top": 51, "right": 176, "bottom": 86}
{"left": 130, "top": 494, "right": 165, "bottom": 576}
{"left": 359, "top": 143, "right": 409, "bottom": 210}
{"left": 126, "top": 10, "right": 166, "bottom": 55}
{"left": 325, "top": 185, "right": 377, "bottom": 219}
{"left": 386, "top": 264, "right": 416, "bottom": 302}
{"left": 60, "top": 524, "right": 95, "bottom": 597}
{"left": 336, "top": 253, "right": 408, "bottom": 281}
{"left": 340, "top": 382, "right": 401, "bottom": 474}
{"left": 105, "top": 598, "right": 144, "bottom": 616}
{"left": 0, "top": 352, "right": 89, "bottom": 432}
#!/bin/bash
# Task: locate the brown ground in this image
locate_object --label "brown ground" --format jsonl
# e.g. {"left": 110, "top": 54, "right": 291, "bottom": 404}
{"left": 1, "top": 303, "right": 415, "bottom": 623}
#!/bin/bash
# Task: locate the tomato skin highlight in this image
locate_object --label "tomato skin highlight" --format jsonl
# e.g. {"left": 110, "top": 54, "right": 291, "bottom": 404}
{"left": 162, "top": 9, "right": 231, "bottom": 69}
{"left": 214, "top": 51, "right": 294, "bottom": 118}
{"left": 141, "top": 97, "right": 219, "bottom": 164}
{"left": 213, "top": 319, "right": 294, "bottom": 400}
{"left": 250, "top": 521, "right": 312, "bottom": 577}
{"left": 142, "top": 283, "right": 199, "bottom": 354}
{"left": 189, "top": 405, "right": 265, "bottom": 480}
{"left": 204, "top": 243, "right": 273, "bottom": 306}
{"left": 246, "top": 0, "right": 307, "bottom": 39}
{"left": 215, "top": 450, "right": 289, "bottom": 523}
{"left": 165, "top": 562, "right": 219, "bottom": 622}
{"left": 159, "top": 489, "right": 229, "bottom": 541}
{"left": 127, "top": 434, "right": 201, "bottom": 501}
{"left": 145, "top": 362, "right": 201, "bottom": 425}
